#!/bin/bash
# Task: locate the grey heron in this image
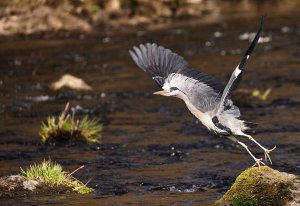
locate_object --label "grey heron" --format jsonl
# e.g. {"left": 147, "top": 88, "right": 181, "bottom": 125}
{"left": 129, "top": 16, "right": 275, "bottom": 168}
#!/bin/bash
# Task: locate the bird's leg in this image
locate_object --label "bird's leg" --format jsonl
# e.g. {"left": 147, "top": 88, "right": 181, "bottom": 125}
{"left": 241, "top": 133, "right": 276, "bottom": 164}
{"left": 237, "top": 141, "right": 266, "bottom": 169}
{"left": 227, "top": 136, "right": 265, "bottom": 169}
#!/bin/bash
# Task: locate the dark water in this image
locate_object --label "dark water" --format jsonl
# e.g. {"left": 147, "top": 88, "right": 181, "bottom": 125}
{"left": 0, "top": 7, "right": 300, "bottom": 206}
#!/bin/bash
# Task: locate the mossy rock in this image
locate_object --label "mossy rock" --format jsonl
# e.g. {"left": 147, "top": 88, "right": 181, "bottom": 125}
{"left": 0, "top": 175, "right": 71, "bottom": 198}
{"left": 0, "top": 160, "right": 94, "bottom": 197}
{"left": 215, "top": 166, "right": 300, "bottom": 206}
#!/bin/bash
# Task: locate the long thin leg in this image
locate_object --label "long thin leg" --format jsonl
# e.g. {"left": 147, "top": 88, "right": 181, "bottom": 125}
{"left": 227, "top": 136, "right": 265, "bottom": 169}
{"left": 238, "top": 132, "right": 276, "bottom": 164}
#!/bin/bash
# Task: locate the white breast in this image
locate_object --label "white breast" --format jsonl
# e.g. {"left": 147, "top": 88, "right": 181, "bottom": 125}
{"left": 183, "top": 98, "right": 220, "bottom": 132}
{"left": 173, "top": 90, "right": 225, "bottom": 134}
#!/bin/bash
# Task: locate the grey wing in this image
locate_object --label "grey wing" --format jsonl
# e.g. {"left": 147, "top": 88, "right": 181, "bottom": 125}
{"left": 168, "top": 73, "right": 223, "bottom": 112}
{"left": 129, "top": 43, "right": 189, "bottom": 86}
{"left": 129, "top": 43, "right": 224, "bottom": 112}
{"left": 216, "top": 16, "right": 265, "bottom": 115}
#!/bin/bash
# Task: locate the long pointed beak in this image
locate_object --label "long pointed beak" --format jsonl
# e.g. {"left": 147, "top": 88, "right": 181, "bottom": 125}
{"left": 153, "top": 90, "right": 170, "bottom": 95}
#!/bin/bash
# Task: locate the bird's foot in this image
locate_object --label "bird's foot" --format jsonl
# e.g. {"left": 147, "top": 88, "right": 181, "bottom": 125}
{"left": 251, "top": 158, "right": 265, "bottom": 170}
{"left": 264, "top": 146, "right": 276, "bottom": 164}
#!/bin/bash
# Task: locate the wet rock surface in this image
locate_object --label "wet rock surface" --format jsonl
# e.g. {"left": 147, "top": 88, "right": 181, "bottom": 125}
{"left": 216, "top": 166, "right": 300, "bottom": 206}
{"left": 0, "top": 175, "right": 71, "bottom": 197}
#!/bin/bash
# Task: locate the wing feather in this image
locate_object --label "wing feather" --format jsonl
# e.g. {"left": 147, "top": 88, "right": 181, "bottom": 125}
{"left": 216, "top": 16, "right": 265, "bottom": 115}
{"left": 129, "top": 43, "right": 224, "bottom": 112}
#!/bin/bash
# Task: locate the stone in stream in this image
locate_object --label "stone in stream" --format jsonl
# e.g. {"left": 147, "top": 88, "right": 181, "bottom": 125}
{"left": 0, "top": 160, "right": 94, "bottom": 197}
{"left": 0, "top": 175, "right": 71, "bottom": 197}
{"left": 215, "top": 166, "right": 300, "bottom": 206}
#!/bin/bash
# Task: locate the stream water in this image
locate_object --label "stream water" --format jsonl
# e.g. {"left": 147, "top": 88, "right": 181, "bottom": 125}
{"left": 0, "top": 6, "right": 299, "bottom": 206}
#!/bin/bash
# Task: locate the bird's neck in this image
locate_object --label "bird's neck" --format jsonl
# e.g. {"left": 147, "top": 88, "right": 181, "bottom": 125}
{"left": 179, "top": 94, "right": 215, "bottom": 131}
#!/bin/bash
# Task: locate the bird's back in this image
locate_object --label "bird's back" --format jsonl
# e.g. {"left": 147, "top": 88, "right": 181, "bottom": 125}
{"left": 166, "top": 73, "right": 222, "bottom": 112}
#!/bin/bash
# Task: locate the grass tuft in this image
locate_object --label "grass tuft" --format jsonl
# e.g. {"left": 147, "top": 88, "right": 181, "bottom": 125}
{"left": 21, "top": 159, "right": 94, "bottom": 194}
{"left": 39, "top": 103, "right": 102, "bottom": 144}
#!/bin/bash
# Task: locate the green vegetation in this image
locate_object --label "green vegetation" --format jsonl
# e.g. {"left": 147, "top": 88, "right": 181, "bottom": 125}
{"left": 215, "top": 166, "right": 292, "bottom": 206}
{"left": 39, "top": 103, "right": 102, "bottom": 144}
{"left": 252, "top": 88, "right": 272, "bottom": 101}
{"left": 232, "top": 198, "right": 259, "bottom": 206}
{"left": 21, "top": 159, "right": 94, "bottom": 194}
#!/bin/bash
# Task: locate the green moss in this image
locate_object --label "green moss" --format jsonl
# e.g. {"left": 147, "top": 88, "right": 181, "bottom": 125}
{"left": 216, "top": 166, "right": 292, "bottom": 206}
{"left": 232, "top": 197, "right": 259, "bottom": 206}
{"left": 39, "top": 103, "right": 102, "bottom": 144}
{"left": 21, "top": 159, "right": 94, "bottom": 194}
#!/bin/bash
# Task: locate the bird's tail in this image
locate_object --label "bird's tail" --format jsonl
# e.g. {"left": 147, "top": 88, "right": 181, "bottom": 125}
{"left": 243, "top": 121, "right": 258, "bottom": 129}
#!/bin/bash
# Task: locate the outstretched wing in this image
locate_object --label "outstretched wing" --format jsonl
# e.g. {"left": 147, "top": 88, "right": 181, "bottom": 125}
{"left": 216, "top": 16, "right": 265, "bottom": 115}
{"left": 129, "top": 43, "right": 224, "bottom": 112}
{"left": 129, "top": 43, "right": 189, "bottom": 86}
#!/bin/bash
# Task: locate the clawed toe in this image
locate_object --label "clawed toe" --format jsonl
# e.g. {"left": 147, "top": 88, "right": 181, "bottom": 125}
{"left": 264, "top": 146, "right": 276, "bottom": 164}
{"left": 252, "top": 158, "right": 265, "bottom": 170}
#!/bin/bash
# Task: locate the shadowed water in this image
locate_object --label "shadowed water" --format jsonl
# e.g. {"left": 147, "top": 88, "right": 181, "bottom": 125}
{"left": 0, "top": 8, "right": 300, "bottom": 206}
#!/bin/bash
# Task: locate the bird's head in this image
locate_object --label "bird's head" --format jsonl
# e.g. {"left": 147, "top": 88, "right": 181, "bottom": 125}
{"left": 153, "top": 87, "right": 181, "bottom": 97}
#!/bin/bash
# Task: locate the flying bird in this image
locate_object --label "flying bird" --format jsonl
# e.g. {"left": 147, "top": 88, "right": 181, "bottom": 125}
{"left": 129, "top": 16, "right": 275, "bottom": 168}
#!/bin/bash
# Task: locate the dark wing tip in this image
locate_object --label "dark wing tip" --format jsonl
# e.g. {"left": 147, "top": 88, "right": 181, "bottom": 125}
{"left": 216, "top": 16, "right": 266, "bottom": 114}
{"left": 260, "top": 15, "right": 266, "bottom": 26}
{"left": 238, "top": 15, "right": 266, "bottom": 72}
{"left": 243, "top": 15, "right": 265, "bottom": 58}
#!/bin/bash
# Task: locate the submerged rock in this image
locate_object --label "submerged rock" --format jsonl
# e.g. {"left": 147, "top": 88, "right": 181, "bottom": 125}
{"left": 215, "top": 166, "right": 300, "bottom": 206}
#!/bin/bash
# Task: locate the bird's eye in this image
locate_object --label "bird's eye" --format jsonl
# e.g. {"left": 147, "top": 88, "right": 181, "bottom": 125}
{"left": 169, "top": 87, "right": 179, "bottom": 91}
